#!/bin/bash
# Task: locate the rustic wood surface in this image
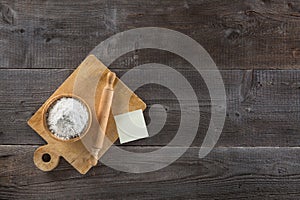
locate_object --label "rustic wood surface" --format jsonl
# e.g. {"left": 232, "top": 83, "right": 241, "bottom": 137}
{"left": 2, "top": 146, "right": 300, "bottom": 199}
{"left": 1, "top": 0, "right": 300, "bottom": 199}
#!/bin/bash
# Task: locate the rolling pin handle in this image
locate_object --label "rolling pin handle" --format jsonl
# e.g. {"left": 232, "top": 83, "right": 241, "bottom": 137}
{"left": 107, "top": 72, "right": 116, "bottom": 87}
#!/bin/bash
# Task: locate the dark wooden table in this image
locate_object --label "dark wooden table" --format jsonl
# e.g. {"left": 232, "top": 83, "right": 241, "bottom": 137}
{"left": 1, "top": 0, "right": 300, "bottom": 199}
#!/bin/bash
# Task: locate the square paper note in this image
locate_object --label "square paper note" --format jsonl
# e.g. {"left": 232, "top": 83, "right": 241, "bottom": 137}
{"left": 114, "top": 109, "right": 149, "bottom": 144}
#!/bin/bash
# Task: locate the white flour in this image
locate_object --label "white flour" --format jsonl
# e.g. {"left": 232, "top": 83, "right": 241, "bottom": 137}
{"left": 47, "top": 97, "right": 89, "bottom": 140}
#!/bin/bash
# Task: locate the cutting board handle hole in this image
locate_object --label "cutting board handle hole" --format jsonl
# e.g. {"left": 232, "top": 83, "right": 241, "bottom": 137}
{"left": 42, "top": 153, "right": 51, "bottom": 163}
{"left": 34, "top": 145, "right": 60, "bottom": 171}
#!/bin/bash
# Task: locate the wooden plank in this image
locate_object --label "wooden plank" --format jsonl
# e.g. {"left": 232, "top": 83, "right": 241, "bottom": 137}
{"left": 1, "top": 145, "right": 300, "bottom": 199}
{"left": 0, "top": 0, "right": 300, "bottom": 69}
{"left": 27, "top": 55, "right": 146, "bottom": 174}
{"left": 1, "top": 69, "right": 300, "bottom": 147}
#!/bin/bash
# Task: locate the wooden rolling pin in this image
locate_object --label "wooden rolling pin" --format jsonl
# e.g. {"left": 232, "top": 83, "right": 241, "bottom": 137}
{"left": 90, "top": 72, "right": 116, "bottom": 165}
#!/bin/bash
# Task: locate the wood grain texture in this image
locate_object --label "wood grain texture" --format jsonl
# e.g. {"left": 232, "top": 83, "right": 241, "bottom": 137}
{"left": 28, "top": 55, "right": 146, "bottom": 174}
{"left": 0, "top": 0, "right": 300, "bottom": 69}
{"left": 1, "top": 68, "right": 300, "bottom": 147}
{"left": 1, "top": 145, "right": 300, "bottom": 199}
{"left": 1, "top": 0, "right": 300, "bottom": 199}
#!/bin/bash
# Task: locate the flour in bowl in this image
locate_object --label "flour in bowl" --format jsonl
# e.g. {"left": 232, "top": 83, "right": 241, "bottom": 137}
{"left": 46, "top": 97, "right": 89, "bottom": 140}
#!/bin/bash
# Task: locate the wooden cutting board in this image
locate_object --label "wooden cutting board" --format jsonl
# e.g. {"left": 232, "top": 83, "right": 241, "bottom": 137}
{"left": 28, "top": 55, "right": 146, "bottom": 174}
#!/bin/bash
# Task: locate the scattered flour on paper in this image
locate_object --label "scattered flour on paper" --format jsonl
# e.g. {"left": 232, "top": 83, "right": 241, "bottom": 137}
{"left": 47, "top": 97, "right": 89, "bottom": 140}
